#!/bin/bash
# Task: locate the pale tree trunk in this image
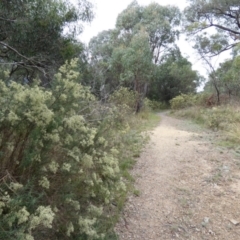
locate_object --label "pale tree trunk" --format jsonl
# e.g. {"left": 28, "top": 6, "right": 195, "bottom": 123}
{"left": 199, "top": 52, "right": 220, "bottom": 105}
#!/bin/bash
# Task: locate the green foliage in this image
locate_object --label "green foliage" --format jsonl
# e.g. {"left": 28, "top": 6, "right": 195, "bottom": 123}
{"left": 183, "top": 0, "right": 240, "bottom": 102}
{"left": 88, "top": 2, "right": 184, "bottom": 101}
{"left": 147, "top": 49, "right": 202, "bottom": 102}
{"left": 109, "top": 87, "right": 138, "bottom": 112}
{"left": 116, "top": 1, "right": 181, "bottom": 63}
{"left": 0, "top": 0, "right": 93, "bottom": 81}
{"left": 120, "top": 31, "right": 153, "bottom": 99}
{"left": 170, "top": 94, "right": 198, "bottom": 109}
{"left": 170, "top": 92, "right": 218, "bottom": 110}
{"left": 0, "top": 60, "right": 148, "bottom": 239}
{"left": 210, "top": 55, "right": 240, "bottom": 97}
{"left": 147, "top": 100, "right": 169, "bottom": 111}
{"left": 184, "top": 0, "right": 240, "bottom": 57}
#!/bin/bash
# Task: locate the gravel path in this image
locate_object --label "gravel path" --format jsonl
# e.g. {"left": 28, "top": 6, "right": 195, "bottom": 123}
{"left": 115, "top": 112, "right": 240, "bottom": 239}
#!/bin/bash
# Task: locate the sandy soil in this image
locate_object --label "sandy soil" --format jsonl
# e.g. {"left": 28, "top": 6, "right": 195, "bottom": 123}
{"left": 115, "top": 112, "right": 240, "bottom": 240}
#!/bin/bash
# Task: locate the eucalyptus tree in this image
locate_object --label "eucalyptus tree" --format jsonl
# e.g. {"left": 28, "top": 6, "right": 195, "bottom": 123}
{"left": 212, "top": 56, "right": 240, "bottom": 98}
{"left": 184, "top": 0, "right": 240, "bottom": 57}
{"left": 88, "top": 30, "right": 118, "bottom": 98}
{"left": 148, "top": 48, "right": 201, "bottom": 102}
{"left": 120, "top": 31, "right": 153, "bottom": 111}
{"left": 116, "top": 1, "right": 181, "bottom": 63}
{"left": 89, "top": 1, "right": 201, "bottom": 106}
{"left": 114, "top": 1, "right": 182, "bottom": 105}
{"left": 183, "top": 0, "right": 240, "bottom": 101}
{"left": 88, "top": 29, "right": 153, "bottom": 109}
{"left": 0, "top": 0, "right": 93, "bottom": 84}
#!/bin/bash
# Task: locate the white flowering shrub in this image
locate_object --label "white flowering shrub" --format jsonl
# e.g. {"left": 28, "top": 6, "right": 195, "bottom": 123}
{"left": 0, "top": 59, "right": 143, "bottom": 239}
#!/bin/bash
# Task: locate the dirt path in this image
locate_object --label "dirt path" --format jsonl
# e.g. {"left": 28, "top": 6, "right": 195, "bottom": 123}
{"left": 115, "top": 112, "right": 240, "bottom": 239}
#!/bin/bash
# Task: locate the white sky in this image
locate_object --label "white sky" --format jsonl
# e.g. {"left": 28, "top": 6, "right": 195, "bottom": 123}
{"left": 77, "top": 0, "right": 230, "bottom": 88}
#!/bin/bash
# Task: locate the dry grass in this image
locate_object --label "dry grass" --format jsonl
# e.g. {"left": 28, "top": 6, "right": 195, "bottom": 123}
{"left": 172, "top": 104, "right": 240, "bottom": 146}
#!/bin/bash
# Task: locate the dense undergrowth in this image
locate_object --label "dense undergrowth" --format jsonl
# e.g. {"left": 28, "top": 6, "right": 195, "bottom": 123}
{"left": 170, "top": 93, "right": 240, "bottom": 146}
{"left": 0, "top": 59, "right": 159, "bottom": 240}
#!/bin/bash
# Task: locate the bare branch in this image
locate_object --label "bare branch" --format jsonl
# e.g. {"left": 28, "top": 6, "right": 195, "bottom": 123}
{"left": 0, "top": 41, "right": 48, "bottom": 76}
{"left": 198, "top": 50, "right": 220, "bottom": 104}
{"left": 210, "top": 23, "right": 240, "bottom": 35}
{"left": 208, "top": 42, "right": 239, "bottom": 57}
{"left": 0, "top": 41, "right": 36, "bottom": 63}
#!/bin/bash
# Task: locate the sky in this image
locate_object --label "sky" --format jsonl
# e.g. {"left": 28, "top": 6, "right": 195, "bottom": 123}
{"left": 76, "top": 0, "right": 230, "bottom": 88}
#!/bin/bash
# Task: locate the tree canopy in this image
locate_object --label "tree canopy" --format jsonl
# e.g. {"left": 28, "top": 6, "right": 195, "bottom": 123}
{"left": 88, "top": 1, "right": 199, "bottom": 105}
{"left": 184, "top": 0, "right": 240, "bottom": 57}
{"left": 0, "top": 0, "right": 93, "bottom": 83}
{"left": 148, "top": 48, "right": 201, "bottom": 102}
{"left": 116, "top": 1, "right": 181, "bottom": 63}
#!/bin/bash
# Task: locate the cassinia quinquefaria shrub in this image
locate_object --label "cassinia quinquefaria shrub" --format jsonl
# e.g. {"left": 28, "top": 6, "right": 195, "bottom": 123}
{"left": 0, "top": 59, "right": 127, "bottom": 239}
